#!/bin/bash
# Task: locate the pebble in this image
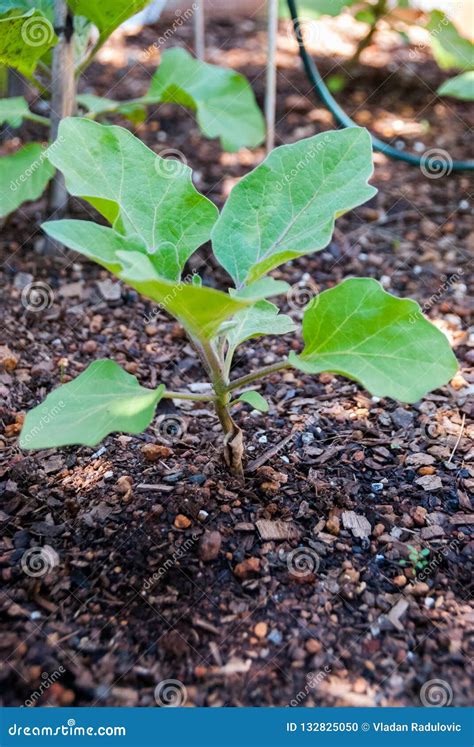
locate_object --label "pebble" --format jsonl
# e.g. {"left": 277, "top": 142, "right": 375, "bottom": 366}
{"left": 393, "top": 575, "right": 407, "bottom": 588}
{"left": 305, "top": 639, "right": 322, "bottom": 654}
{"left": 412, "top": 506, "right": 427, "bottom": 526}
{"left": 234, "top": 557, "right": 260, "bottom": 579}
{"left": 411, "top": 582, "right": 430, "bottom": 596}
{"left": 254, "top": 622, "right": 268, "bottom": 639}
{"left": 199, "top": 531, "right": 222, "bottom": 562}
{"left": 267, "top": 629, "right": 283, "bottom": 645}
{"left": 174, "top": 514, "right": 192, "bottom": 529}
{"left": 391, "top": 407, "right": 414, "bottom": 429}
{"left": 116, "top": 476, "right": 133, "bottom": 495}
{"left": 141, "top": 444, "right": 173, "bottom": 461}
{"left": 371, "top": 482, "right": 384, "bottom": 493}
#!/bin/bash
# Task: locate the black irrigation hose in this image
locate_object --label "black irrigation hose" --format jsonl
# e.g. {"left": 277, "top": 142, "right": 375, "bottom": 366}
{"left": 287, "top": 0, "right": 474, "bottom": 172}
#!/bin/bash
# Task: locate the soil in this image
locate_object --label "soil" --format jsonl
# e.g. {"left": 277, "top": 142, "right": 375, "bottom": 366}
{"left": 0, "top": 15, "right": 473, "bottom": 708}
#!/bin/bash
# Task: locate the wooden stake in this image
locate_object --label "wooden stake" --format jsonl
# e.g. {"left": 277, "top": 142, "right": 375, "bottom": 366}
{"left": 194, "top": 1, "right": 205, "bottom": 61}
{"left": 265, "top": 0, "right": 278, "bottom": 153}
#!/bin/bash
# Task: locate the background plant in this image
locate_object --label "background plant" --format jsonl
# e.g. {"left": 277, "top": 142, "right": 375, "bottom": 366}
{"left": 0, "top": 0, "right": 265, "bottom": 219}
{"left": 299, "top": 1, "right": 473, "bottom": 99}
{"left": 20, "top": 119, "right": 457, "bottom": 474}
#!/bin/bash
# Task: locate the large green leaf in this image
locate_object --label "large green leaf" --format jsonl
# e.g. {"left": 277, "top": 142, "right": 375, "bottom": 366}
{"left": 211, "top": 127, "right": 376, "bottom": 288}
{"left": 225, "top": 300, "right": 297, "bottom": 354}
{"left": 438, "top": 71, "right": 474, "bottom": 100}
{"left": 46, "top": 118, "right": 218, "bottom": 280}
{"left": 289, "top": 278, "right": 457, "bottom": 403}
{"left": 0, "top": 95, "right": 29, "bottom": 126}
{"left": 66, "top": 0, "right": 150, "bottom": 38}
{"left": 115, "top": 251, "right": 252, "bottom": 341}
{"left": 0, "top": 142, "right": 55, "bottom": 218}
{"left": 20, "top": 360, "right": 165, "bottom": 449}
{"left": 146, "top": 48, "right": 265, "bottom": 152}
{"left": 0, "top": 8, "right": 56, "bottom": 77}
{"left": 428, "top": 11, "right": 474, "bottom": 70}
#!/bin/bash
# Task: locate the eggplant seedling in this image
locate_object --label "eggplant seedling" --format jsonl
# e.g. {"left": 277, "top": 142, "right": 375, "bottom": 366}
{"left": 20, "top": 118, "right": 457, "bottom": 474}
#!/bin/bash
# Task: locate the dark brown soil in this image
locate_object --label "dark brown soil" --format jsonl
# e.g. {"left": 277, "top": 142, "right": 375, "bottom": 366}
{"left": 0, "top": 16, "right": 472, "bottom": 708}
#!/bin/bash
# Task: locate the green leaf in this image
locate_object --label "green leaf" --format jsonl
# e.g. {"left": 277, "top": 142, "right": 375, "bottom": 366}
{"left": 428, "top": 11, "right": 474, "bottom": 70}
{"left": 42, "top": 220, "right": 147, "bottom": 275}
{"left": 289, "top": 278, "right": 457, "bottom": 403}
{"left": 211, "top": 127, "right": 376, "bottom": 288}
{"left": 237, "top": 390, "right": 269, "bottom": 412}
{"left": 225, "top": 300, "right": 296, "bottom": 353}
{"left": 438, "top": 71, "right": 474, "bottom": 101}
{"left": 46, "top": 118, "right": 218, "bottom": 281}
{"left": 115, "top": 251, "right": 252, "bottom": 342}
{"left": 229, "top": 277, "right": 290, "bottom": 301}
{"left": 0, "top": 8, "right": 56, "bottom": 77}
{"left": 20, "top": 360, "right": 165, "bottom": 449}
{"left": 146, "top": 47, "right": 265, "bottom": 152}
{"left": 76, "top": 93, "right": 146, "bottom": 124}
{"left": 0, "top": 95, "right": 29, "bottom": 126}
{"left": 0, "top": 142, "right": 55, "bottom": 218}
{"left": 66, "top": 0, "right": 150, "bottom": 38}
{"left": 302, "top": 0, "right": 356, "bottom": 16}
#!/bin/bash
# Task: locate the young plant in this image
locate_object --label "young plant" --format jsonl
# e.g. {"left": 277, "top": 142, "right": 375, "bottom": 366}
{"left": 0, "top": 1, "right": 264, "bottom": 218}
{"left": 300, "top": 1, "right": 474, "bottom": 99}
{"left": 20, "top": 119, "right": 457, "bottom": 474}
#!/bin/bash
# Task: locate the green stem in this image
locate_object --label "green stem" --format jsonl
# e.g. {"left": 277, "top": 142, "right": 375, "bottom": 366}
{"left": 227, "top": 360, "right": 291, "bottom": 393}
{"left": 346, "top": 0, "right": 387, "bottom": 69}
{"left": 162, "top": 390, "right": 214, "bottom": 402}
{"left": 25, "top": 112, "right": 50, "bottom": 126}
{"left": 75, "top": 33, "right": 108, "bottom": 79}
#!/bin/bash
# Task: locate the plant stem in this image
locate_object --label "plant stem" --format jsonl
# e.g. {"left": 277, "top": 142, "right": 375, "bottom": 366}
{"left": 75, "top": 33, "right": 107, "bottom": 78}
{"left": 227, "top": 360, "right": 291, "bottom": 393}
{"left": 25, "top": 112, "right": 50, "bottom": 126}
{"left": 346, "top": 0, "right": 387, "bottom": 70}
{"left": 162, "top": 390, "right": 214, "bottom": 402}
